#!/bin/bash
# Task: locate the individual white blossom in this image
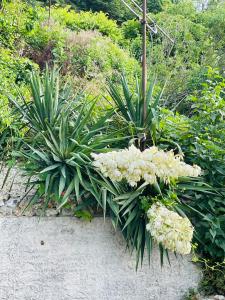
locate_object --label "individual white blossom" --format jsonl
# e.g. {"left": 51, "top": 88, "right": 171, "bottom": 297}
{"left": 146, "top": 203, "right": 194, "bottom": 255}
{"left": 92, "top": 145, "right": 201, "bottom": 186}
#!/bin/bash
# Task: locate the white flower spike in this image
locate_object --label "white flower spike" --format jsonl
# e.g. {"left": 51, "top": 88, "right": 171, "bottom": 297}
{"left": 146, "top": 203, "right": 194, "bottom": 255}
{"left": 92, "top": 145, "right": 201, "bottom": 186}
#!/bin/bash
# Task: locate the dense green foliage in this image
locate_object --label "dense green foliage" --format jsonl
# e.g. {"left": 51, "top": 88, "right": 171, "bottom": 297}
{"left": 39, "top": 0, "right": 166, "bottom": 22}
{"left": 198, "top": 259, "right": 225, "bottom": 295}
{"left": 121, "top": 1, "right": 224, "bottom": 105}
{"left": 0, "top": 0, "right": 139, "bottom": 132}
{"left": 159, "top": 68, "right": 225, "bottom": 261}
{"left": 11, "top": 68, "right": 128, "bottom": 216}
{"left": 1, "top": 0, "right": 225, "bottom": 108}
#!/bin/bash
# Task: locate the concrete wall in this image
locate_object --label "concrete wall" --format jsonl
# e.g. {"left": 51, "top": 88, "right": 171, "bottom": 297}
{"left": 0, "top": 217, "right": 201, "bottom": 300}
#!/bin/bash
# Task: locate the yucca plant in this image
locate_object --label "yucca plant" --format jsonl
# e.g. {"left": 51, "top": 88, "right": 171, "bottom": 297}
{"left": 10, "top": 66, "right": 71, "bottom": 133}
{"left": 108, "top": 74, "right": 165, "bottom": 146}
{"left": 16, "top": 109, "right": 123, "bottom": 213}
{"left": 102, "top": 74, "right": 205, "bottom": 268}
{"left": 11, "top": 67, "right": 128, "bottom": 216}
{"left": 100, "top": 178, "right": 181, "bottom": 269}
{"left": 99, "top": 170, "right": 211, "bottom": 269}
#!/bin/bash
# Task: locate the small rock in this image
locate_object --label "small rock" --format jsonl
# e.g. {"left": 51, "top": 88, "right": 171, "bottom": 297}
{"left": 201, "top": 296, "right": 225, "bottom": 300}
{"left": 45, "top": 209, "right": 59, "bottom": 217}
{"left": 0, "top": 199, "right": 5, "bottom": 207}
{"left": 214, "top": 296, "right": 225, "bottom": 300}
{"left": 34, "top": 209, "right": 43, "bottom": 216}
{"left": 0, "top": 191, "right": 9, "bottom": 202}
{"left": 5, "top": 198, "right": 18, "bottom": 208}
{"left": 60, "top": 208, "right": 73, "bottom": 216}
{"left": 0, "top": 206, "right": 13, "bottom": 216}
{"left": 22, "top": 209, "right": 35, "bottom": 217}
{"left": 35, "top": 197, "right": 43, "bottom": 204}
{"left": 13, "top": 208, "right": 21, "bottom": 217}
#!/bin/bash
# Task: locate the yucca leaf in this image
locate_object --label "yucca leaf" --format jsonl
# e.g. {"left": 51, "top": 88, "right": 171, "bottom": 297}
{"left": 61, "top": 165, "right": 66, "bottom": 178}
{"left": 159, "top": 243, "right": 165, "bottom": 267}
{"left": 146, "top": 77, "right": 156, "bottom": 108}
{"left": 58, "top": 180, "right": 75, "bottom": 209}
{"left": 59, "top": 175, "right": 66, "bottom": 197}
{"left": 123, "top": 206, "right": 139, "bottom": 230}
{"left": 76, "top": 166, "right": 83, "bottom": 184}
{"left": 121, "top": 74, "right": 135, "bottom": 121}
{"left": 40, "top": 164, "right": 61, "bottom": 173}
{"left": 74, "top": 174, "right": 80, "bottom": 200}
{"left": 122, "top": 200, "right": 137, "bottom": 217}
{"left": 102, "top": 188, "right": 107, "bottom": 221}
{"left": 146, "top": 230, "right": 153, "bottom": 265}
{"left": 45, "top": 173, "right": 51, "bottom": 196}
{"left": 27, "top": 145, "right": 50, "bottom": 164}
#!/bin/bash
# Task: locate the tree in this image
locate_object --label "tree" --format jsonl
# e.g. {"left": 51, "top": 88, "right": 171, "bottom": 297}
{"left": 75, "top": 0, "right": 165, "bottom": 19}
{"left": 39, "top": 0, "right": 166, "bottom": 22}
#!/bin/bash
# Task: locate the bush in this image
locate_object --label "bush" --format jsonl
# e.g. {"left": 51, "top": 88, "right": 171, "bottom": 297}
{"left": 197, "top": 2, "right": 225, "bottom": 71}
{"left": 152, "top": 8, "right": 216, "bottom": 105}
{"left": 121, "top": 1, "right": 219, "bottom": 107}
{"left": 90, "top": 74, "right": 203, "bottom": 267}
{"left": 10, "top": 68, "right": 203, "bottom": 269}
{"left": 55, "top": 30, "right": 140, "bottom": 93}
{"left": 0, "top": 1, "right": 139, "bottom": 95}
{"left": 159, "top": 68, "right": 225, "bottom": 261}
{"left": 198, "top": 259, "right": 225, "bottom": 296}
{"left": 49, "top": 6, "right": 123, "bottom": 42}
{"left": 68, "top": 0, "right": 165, "bottom": 21}
{"left": 24, "top": 18, "right": 66, "bottom": 69}
{"left": 0, "top": 0, "right": 40, "bottom": 49}
{"left": 0, "top": 47, "right": 37, "bottom": 130}
{"left": 0, "top": 1, "right": 140, "bottom": 99}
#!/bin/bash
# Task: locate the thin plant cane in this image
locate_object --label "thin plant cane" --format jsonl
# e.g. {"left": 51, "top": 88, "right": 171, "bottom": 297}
{"left": 120, "top": 0, "right": 174, "bottom": 150}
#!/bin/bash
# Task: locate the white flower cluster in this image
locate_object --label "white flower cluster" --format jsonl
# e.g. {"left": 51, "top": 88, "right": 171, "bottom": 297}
{"left": 146, "top": 203, "right": 194, "bottom": 255}
{"left": 92, "top": 145, "right": 201, "bottom": 187}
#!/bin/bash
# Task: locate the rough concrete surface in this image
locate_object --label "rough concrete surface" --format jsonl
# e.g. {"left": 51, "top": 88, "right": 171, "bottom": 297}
{"left": 0, "top": 217, "right": 201, "bottom": 300}
{"left": 0, "top": 166, "right": 73, "bottom": 217}
{"left": 0, "top": 166, "right": 34, "bottom": 212}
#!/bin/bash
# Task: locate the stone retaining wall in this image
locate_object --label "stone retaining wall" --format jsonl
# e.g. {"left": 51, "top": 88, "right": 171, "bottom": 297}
{"left": 0, "top": 217, "right": 201, "bottom": 300}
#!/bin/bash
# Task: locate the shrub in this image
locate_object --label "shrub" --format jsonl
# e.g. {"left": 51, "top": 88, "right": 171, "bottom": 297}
{"left": 57, "top": 31, "right": 140, "bottom": 92}
{"left": 0, "top": 47, "right": 37, "bottom": 130}
{"left": 120, "top": 1, "right": 218, "bottom": 106}
{"left": 67, "top": 0, "right": 165, "bottom": 21}
{"left": 24, "top": 18, "right": 66, "bottom": 69}
{"left": 0, "top": 1, "right": 139, "bottom": 94}
{"left": 0, "top": 0, "right": 40, "bottom": 49}
{"left": 108, "top": 73, "right": 164, "bottom": 145}
{"left": 159, "top": 68, "right": 225, "bottom": 261}
{"left": 198, "top": 259, "right": 225, "bottom": 296}
{"left": 10, "top": 68, "right": 203, "bottom": 268}
{"left": 152, "top": 8, "right": 215, "bottom": 105}
{"left": 49, "top": 6, "right": 123, "bottom": 42}
{"left": 197, "top": 2, "right": 225, "bottom": 71}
